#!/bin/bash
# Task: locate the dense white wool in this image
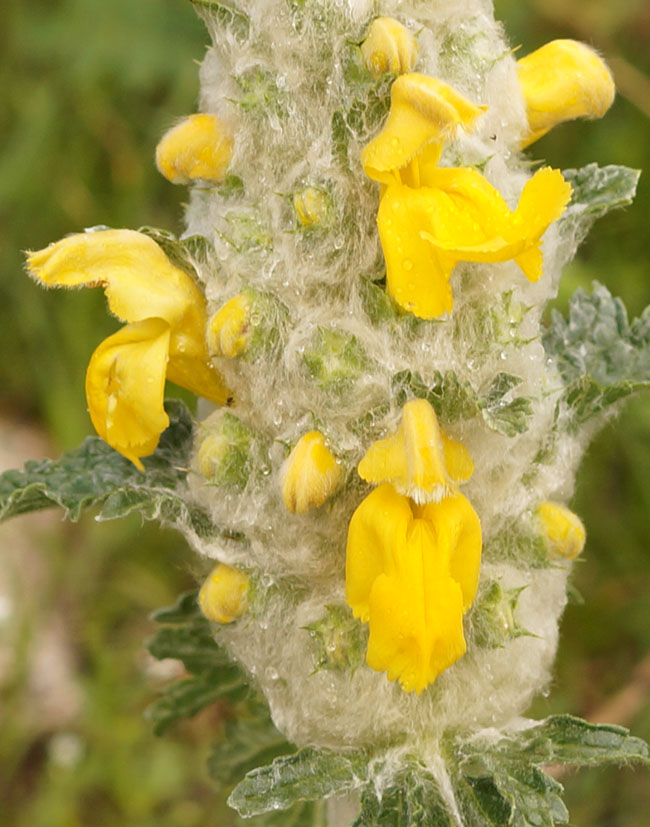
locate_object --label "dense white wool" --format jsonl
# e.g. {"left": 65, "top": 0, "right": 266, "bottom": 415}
{"left": 181, "top": 0, "right": 590, "bottom": 751}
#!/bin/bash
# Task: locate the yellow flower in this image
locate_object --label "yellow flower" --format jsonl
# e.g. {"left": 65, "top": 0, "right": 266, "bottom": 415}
{"left": 281, "top": 431, "right": 342, "bottom": 514}
{"left": 155, "top": 113, "right": 234, "bottom": 184}
{"left": 517, "top": 40, "right": 615, "bottom": 148}
{"left": 346, "top": 483, "right": 481, "bottom": 693}
{"left": 362, "top": 73, "right": 486, "bottom": 186}
{"left": 360, "top": 17, "right": 418, "bottom": 78}
{"left": 208, "top": 293, "right": 253, "bottom": 358}
{"left": 537, "top": 501, "right": 586, "bottom": 560}
{"left": 361, "top": 74, "right": 572, "bottom": 318}
{"left": 358, "top": 399, "right": 473, "bottom": 502}
{"left": 27, "top": 229, "right": 229, "bottom": 468}
{"left": 199, "top": 563, "right": 249, "bottom": 623}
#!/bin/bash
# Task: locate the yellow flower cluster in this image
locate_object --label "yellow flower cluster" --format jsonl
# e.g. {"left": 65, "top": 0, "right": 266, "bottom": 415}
{"left": 360, "top": 26, "right": 614, "bottom": 319}
{"left": 361, "top": 72, "right": 571, "bottom": 319}
{"left": 346, "top": 400, "right": 482, "bottom": 693}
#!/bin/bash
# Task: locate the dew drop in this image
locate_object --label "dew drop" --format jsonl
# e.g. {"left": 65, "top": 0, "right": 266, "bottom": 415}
{"left": 402, "top": 259, "right": 413, "bottom": 271}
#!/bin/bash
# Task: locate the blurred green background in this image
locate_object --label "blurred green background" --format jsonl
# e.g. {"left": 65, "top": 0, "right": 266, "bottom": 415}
{"left": 0, "top": 0, "right": 649, "bottom": 824}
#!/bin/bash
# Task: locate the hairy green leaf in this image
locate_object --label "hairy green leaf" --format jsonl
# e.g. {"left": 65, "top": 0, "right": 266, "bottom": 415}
{"left": 208, "top": 700, "right": 294, "bottom": 788}
{"left": 0, "top": 401, "right": 213, "bottom": 535}
{"left": 504, "top": 715, "right": 650, "bottom": 768}
{"left": 146, "top": 590, "right": 249, "bottom": 734}
{"left": 391, "top": 369, "right": 532, "bottom": 436}
{"left": 354, "top": 767, "right": 453, "bottom": 826}
{"left": 544, "top": 283, "right": 650, "bottom": 423}
{"left": 146, "top": 670, "right": 246, "bottom": 735}
{"left": 189, "top": 0, "right": 250, "bottom": 42}
{"left": 138, "top": 226, "right": 214, "bottom": 280}
{"left": 228, "top": 747, "right": 366, "bottom": 817}
{"left": 561, "top": 163, "right": 640, "bottom": 223}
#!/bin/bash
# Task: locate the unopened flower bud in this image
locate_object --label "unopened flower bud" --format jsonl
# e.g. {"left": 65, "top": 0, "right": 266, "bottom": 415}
{"left": 537, "top": 501, "right": 586, "bottom": 559}
{"left": 281, "top": 431, "right": 342, "bottom": 514}
{"left": 208, "top": 293, "right": 253, "bottom": 358}
{"left": 156, "top": 113, "right": 234, "bottom": 184}
{"left": 517, "top": 39, "right": 615, "bottom": 147}
{"left": 293, "top": 186, "right": 331, "bottom": 228}
{"left": 207, "top": 288, "right": 286, "bottom": 361}
{"left": 196, "top": 411, "right": 255, "bottom": 489}
{"left": 199, "top": 563, "right": 249, "bottom": 623}
{"left": 360, "top": 17, "right": 418, "bottom": 78}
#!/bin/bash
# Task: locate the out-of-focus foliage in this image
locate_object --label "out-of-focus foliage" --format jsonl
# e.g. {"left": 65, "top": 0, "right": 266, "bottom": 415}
{"left": 0, "top": 0, "right": 648, "bottom": 825}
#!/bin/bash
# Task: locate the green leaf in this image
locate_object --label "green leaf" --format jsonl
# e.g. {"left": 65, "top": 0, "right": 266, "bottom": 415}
{"left": 303, "top": 604, "right": 367, "bottom": 673}
{"left": 0, "top": 401, "right": 213, "bottom": 535}
{"left": 561, "top": 163, "right": 640, "bottom": 222}
{"left": 505, "top": 715, "right": 650, "bottom": 768}
{"left": 302, "top": 328, "right": 369, "bottom": 393}
{"left": 354, "top": 766, "right": 453, "bottom": 826}
{"left": 138, "top": 225, "right": 214, "bottom": 279}
{"left": 392, "top": 369, "right": 479, "bottom": 424}
{"left": 146, "top": 670, "right": 246, "bottom": 735}
{"left": 208, "top": 700, "right": 294, "bottom": 788}
{"left": 453, "top": 715, "right": 650, "bottom": 826}
{"left": 391, "top": 369, "right": 532, "bottom": 436}
{"left": 146, "top": 591, "right": 249, "bottom": 734}
{"left": 543, "top": 283, "right": 650, "bottom": 423}
{"left": 453, "top": 750, "right": 568, "bottom": 827}
{"left": 228, "top": 747, "right": 366, "bottom": 817}
{"left": 189, "top": 0, "right": 250, "bottom": 42}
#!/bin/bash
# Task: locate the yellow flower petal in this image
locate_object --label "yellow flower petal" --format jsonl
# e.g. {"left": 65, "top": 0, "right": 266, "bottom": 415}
{"left": 85, "top": 318, "right": 171, "bottom": 469}
{"left": 345, "top": 483, "right": 479, "bottom": 693}
{"left": 199, "top": 563, "right": 249, "bottom": 623}
{"left": 345, "top": 483, "right": 414, "bottom": 622}
{"left": 537, "top": 501, "right": 586, "bottom": 560}
{"left": 27, "top": 229, "right": 205, "bottom": 328}
{"left": 517, "top": 39, "right": 615, "bottom": 147}
{"left": 377, "top": 184, "right": 454, "bottom": 319}
{"left": 155, "top": 113, "right": 234, "bottom": 184}
{"left": 360, "top": 17, "right": 418, "bottom": 78}
{"left": 420, "top": 166, "right": 571, "bottom": 282}
{"left": 207, "top": 293, "right": 253, "bottom": 358}
{"left": 27, "top": 229, "right": 230, "bottom": 404}
{"left": 420, "top": 492, "right": 482, "bottom": 609}
{"left": 362, "top": 74, "right": 486, "bottom": 184}
{"left": 281, "top": 431, "right": 342, "bottom": 514}
{"left": 358, "top": 399, "right": 473, "bottom": 502}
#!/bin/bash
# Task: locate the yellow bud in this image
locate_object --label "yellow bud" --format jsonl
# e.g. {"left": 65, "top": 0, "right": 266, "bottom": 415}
{"left": 199, "top": 563, "right": 249, "bottom": 623}
{"left": 517, "top": 39, "right": 615, "bottom": 147}
{"left": 155, "top": 113, "right": 234, "bottom": 184}
{"left": 358, "top": 399, "right": 473, "bottom": 502}
{"left": 360, "top": 17, "right": 418, "bottom": 78}
{"left": 207, "top": 294, "right": 252, "bottom": 358}
{"left": 537, "top": 501, "right": 586, "bottom": 560}
{"left": 281, "top": 431, "right": 342, "bottom": 514}
{"left": 293, "top": 187, "right": 330, "bottom": 228}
